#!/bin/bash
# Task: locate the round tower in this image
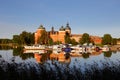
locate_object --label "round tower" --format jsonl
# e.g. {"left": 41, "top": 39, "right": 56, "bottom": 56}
{"left": 35, "top": 25, "right": 46, "bottom": 44}
{"left": 58, "top": 26, "right": 66, "bottom": 43}
{"left": 37, "top": 25, "right": 45, "bottom": 33}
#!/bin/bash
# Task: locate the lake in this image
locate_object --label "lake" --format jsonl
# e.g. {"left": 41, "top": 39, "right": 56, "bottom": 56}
{"left": 0, "top": 47, "right": 120, "bottom": 80}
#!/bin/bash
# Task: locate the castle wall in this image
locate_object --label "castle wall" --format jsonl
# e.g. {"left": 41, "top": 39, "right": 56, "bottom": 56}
{"left": 65, "top": 30, "right": 71, "bottom": 34}
{"left": 58, "top": 31, "right": 66, "bottom": 43}
{"left": 71, "top": 35, "right": 102, "bottom": 44}
{"left": 50, "top": 34, "right": 59, "bottom": 42}
{"left": 34, "top": 29, "right": 45, "bottom": 44}
{"left": 71, "top": 34, "right": 82, "bottom": 42}
{"left": 34, "top": 26, "right": 102, "bottom": 44}
{"left": 90, "top": 36, "right": 102, "bottom": 44}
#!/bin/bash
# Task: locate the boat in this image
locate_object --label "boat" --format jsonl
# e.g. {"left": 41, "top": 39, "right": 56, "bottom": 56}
{"left": 52, "top": 45, "right": 63, "bottom": 53}
{"left": 23, "top": 49, "right": 46, "bottom": 54}
{"left": 102, "top": 45, "right": 110, "bottom": 52}
{"left": 24, "top": 44, "right": 46, "bottom": 50}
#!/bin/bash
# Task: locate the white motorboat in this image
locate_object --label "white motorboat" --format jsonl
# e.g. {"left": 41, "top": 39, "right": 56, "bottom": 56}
{"left": 102, "top": 45, "right": 110, "bottom": 52}
{"left": 52, "top": 45, "right": 62, "bottom": 53}
{"left": 24, "top": 44, "right": 46, "bottom": 50}
{"left": 23, "top": 49, "right": 46, "bottom": 54}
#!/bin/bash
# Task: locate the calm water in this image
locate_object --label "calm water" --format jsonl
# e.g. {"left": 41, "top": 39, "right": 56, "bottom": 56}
{"left": 0, "top": 47, "right": 120, "bottom": 80}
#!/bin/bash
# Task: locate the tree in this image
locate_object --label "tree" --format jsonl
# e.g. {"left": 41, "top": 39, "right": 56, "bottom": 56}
{"left": 20, "top": 31, "right": 28, "bottom": 44}
{"left": 13, "top": 35, "right": 21, "bottom": 44}
{"left": 28, "top": 33, "right": 34, "bottom": 44}
{"left": 38, "top": 30, "right": 47, "bottom": 44}
{"left": 102, "top": 34, "right": 112, "bottom": 45}
{"left": 65, "top": 32, "right": 71, "bottom": 44}
{"left": 38, "top": 31, "right": 53, "bottom": 45}
{"left": 0, "top": 39, "right": 12, "bottom": 44}
{"left": 79, "top": 33, "right": 91, "bottom": 44}
{"left": 54, "top": 41, "right": 62, "bottom": 45}
{"left": 112, "top": 38, "right": 117, "bottom": 45}
{"left": 71, "top": 38, "right": 78, "bottom": 45}
{"left": 13, "top": 31, "right": 34, "bottom": 45}
{"left": 48, "top": 37, "right": 53, "bottom": 45}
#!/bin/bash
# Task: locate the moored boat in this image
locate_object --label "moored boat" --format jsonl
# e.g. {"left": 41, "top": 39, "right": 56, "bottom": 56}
{"left": 24, "top": 44, "right": 46, "bottom": 50}
{"left": 102, "top": 45, "right": 110, "bottom": 52}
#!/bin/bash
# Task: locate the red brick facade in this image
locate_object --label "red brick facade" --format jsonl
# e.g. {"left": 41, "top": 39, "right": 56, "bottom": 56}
{"left": 34, "top": 24, "right": 102, "bottom": 44}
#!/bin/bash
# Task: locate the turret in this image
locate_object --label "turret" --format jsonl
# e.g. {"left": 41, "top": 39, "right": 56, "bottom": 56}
{"left": 51, "top": 26, "right": 54, "bottom": 34}
{"left": 59, "top": 26, "right": 66, "bottom": 43}
{"left": 38, "top": 25, "right": 45, "bottom": 30}
{"left": 65, "top": 23, "right": 71, "bottom": 34}
{"left": 35, "top": 25, "right": 46, "bottom": 44}
{"left": 59, "top": 26, "right": 65, "bottom": 31}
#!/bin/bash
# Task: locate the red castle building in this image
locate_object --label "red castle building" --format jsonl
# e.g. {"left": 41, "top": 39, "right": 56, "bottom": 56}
{"left": 34, "top": 23, "right": 102, "bottom": 44}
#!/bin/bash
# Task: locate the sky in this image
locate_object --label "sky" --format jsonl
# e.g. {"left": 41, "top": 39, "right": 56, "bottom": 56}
{"left": 0, "top": 0, "right": 120, "bottom": 39}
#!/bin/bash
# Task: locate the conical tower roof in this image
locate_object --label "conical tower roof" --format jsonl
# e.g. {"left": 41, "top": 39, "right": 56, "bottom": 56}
{"left": 38, "top": 25, "right": 45, "bottom": 29}
{"left": 65, "top": 23, "right": 71, "bottom": 30}
{"left": 59, "top": 26, "right": 65, "bottom": 31}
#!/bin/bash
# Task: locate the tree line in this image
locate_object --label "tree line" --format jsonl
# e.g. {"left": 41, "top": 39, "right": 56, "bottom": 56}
{"left": 0, "top": 39, "right": 12, "bottom": 44}
{"left": 65, "top": 32, "right": 118, "bottom": 45}
{"left": 0, "top": 31, "right": 34, "bottom": 46}
{"left": 0, "top": 31, "right": 119, "bottom": 46}
{"left": 12, "top": 31, "right": 34, "bottom": 45}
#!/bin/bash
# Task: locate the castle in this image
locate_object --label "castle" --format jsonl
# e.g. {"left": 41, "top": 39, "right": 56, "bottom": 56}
{"left": 34, "top": 23, "right": 102, "bottom": 44}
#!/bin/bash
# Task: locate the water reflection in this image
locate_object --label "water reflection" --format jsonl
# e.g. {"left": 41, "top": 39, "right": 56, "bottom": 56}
{"left": 31, "top": 51, "right": 71, "bottom": 64}
{"left": 0, "top": 45, "right": 12, "bottom": 50}
{"left": 103, "top": 51, "right": 112, "bottom": 57}
{"left": 0, "top": 47, "right": 120, "bottom": 80}
{"left": 33, "top": 52, "right": 51, "bottom": 64}
{"left": 23, "top": 49, "right": 115, "bottom": 64}
{"left": 16, "top": 47, "right": 114, "bottom": 63}
{"left": 13, "top": 47, "right": 34, "bottom": 60}
{"left": 82, "top": 53, "right": 90, "bottom": 59}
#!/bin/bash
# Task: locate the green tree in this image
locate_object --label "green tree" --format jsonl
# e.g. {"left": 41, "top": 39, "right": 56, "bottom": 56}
{"left": 71, "top": 38, "right": 78, "bottom": 45}
{"left": 65, "top": 32, "right": 71, "bottom": 44}
{"left": 102, "top": 34, "right": 112, "bottom": 45}
{"left": 0, "top": 39, "right": 12, "bottom": 44}
{"left": 13, "top": 35, "right": 21, "bottom": 44}
{"left": 54, "top": 41, "right": 62, "bottom": 45}
{"left": 28, "top": 33, "right": 34, "bottom": 44}
{"left": 79, "top": 33, "right": 91, "bottom": 44}
{"left": 112, "top": 38, "right": 117, "bottom": 45}
{"left": 48, "top": 37, "right": 53, "bottom": 45}
{"left": 38, "top": 31, "right": 53, "bottom": 45}
{"left": 19, "top": 31, "right": 28, "bottom": 44}
{"left": 38, "top": 30, "right": 47, "bottom": 44}
{"left": 14, "top": 31, "right": 35, "bottom": 45}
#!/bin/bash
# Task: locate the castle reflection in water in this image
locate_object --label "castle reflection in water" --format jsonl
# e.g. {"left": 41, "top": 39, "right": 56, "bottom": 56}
{"left": 24, "top": 49, "right": 103, "bottom": 64}
{"left": 0, "top": 47, "right": 119, "bottom": 80}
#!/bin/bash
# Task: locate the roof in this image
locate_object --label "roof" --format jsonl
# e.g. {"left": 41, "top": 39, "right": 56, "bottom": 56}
{"left": 38, "top": 25, "right": 45, "bottom": 29}
{"left": 65, "top": 23, "right": 71, "bottom": 30}
{"left": 59, "top": 26, "right": 65, "bottom": 31}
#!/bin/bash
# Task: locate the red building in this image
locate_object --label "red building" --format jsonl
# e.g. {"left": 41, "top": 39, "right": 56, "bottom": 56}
{"left": 34, "top": 23, "right": 102, "bottom": 44}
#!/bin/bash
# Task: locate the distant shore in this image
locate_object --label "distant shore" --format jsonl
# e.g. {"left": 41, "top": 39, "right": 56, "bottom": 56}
{"left": 109, "top": 45, "right": 120, "bottom": 51}
{"left": 0, "top": 43, "right": 120, "bottom": 51}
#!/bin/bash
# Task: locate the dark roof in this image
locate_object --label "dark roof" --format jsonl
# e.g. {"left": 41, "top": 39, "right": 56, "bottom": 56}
{"left": 59, "top": 26, "right": 65, "bottom": 31}
{"left": 65, "top": 23, "right": 71, "bottom": 30}
{"left": 38, "top": 25, "right": 45, "bottom": 29}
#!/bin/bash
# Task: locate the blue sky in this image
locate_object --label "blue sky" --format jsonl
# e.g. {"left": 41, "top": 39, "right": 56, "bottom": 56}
{"left": 0, "top": 0, "right": 120, "bottom": 39}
